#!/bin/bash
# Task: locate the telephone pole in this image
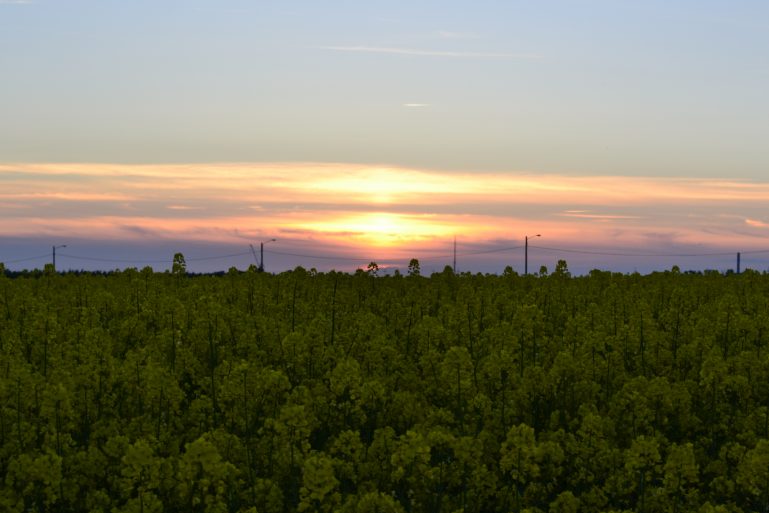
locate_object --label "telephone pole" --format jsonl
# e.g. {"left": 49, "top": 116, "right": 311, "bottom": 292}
{"left": 259, "top": 238, "right": 276, "bottom": 272}
{"left": 737, "top": 252, "right": 741, "bottom": 274}
{"left": 52, "top": 244, "right": 67, "bottom": 272}
{"left": 524, "top": 234, "right": 540, "bottom": 276}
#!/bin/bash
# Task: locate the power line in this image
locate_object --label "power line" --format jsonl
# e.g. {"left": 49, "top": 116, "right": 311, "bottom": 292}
{"left": 57, "top": 254, "right": 170, "bottom": 264}
{"left": 464, "top": 244, "right": 525, "bottom": 256}
{"left": 264, "top": 244, "right": 525, "bottom": 264}
{"left": 185, "top": 251, "right": 252, "bottom": 262}
{"left": 265, "top": 249, "right": 387, "bottom": 262}
{"left": 528, "top": 244, "right": 739, "bottom": 258}
{"left": 418, "top": 244, "right": 524, "bottom": 261}
{"left": 740, "top": 248, "right": 769, "bottom": 255}
{"left": 2, "top": 253, "right": 50, "bottom": 264}
{"left": 55, "top": 250, "right": 253, "bottom": 265}
{"left": 740, "top": 256, "right": 769, "bottom": 266}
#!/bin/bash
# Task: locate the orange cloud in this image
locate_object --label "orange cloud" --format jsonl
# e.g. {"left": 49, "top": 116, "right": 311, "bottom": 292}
{"left": 746, "top": 218, "right": 769, "bottom": 229}
{"left": 0, "top": 192, "right": 135, "bottom": 202}
{"left": 2, "top": 162, "right": 769, "bottom": 262}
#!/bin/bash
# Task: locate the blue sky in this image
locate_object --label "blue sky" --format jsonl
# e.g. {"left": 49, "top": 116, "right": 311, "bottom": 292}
{"left": 1, "top": 1, "right": 769, "bottom": 273}
{"left": 3, "top": 0, "right": 768, "bottom": 176}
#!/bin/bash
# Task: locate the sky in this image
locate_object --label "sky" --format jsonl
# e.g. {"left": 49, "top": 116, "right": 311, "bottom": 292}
{"left": 1, "top": 0, "right": 769, "bottom": 274}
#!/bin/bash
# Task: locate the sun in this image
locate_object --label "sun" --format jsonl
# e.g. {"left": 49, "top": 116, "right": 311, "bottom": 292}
{"left": 293, "top": 212, "right": 454, "bottom": 247}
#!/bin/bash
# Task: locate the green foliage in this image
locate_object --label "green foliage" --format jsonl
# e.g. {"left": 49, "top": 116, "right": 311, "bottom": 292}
{"left": 737, "top": 439, "right": 769, "bottom": 511}
{"left": 550, "top": 490, "right": 580, "bottom": 513}
{"left": 299, "top": 454, "right": 339, "bottom": 512}
{"left": 341, "top": 491, "right": 404, "bottom": 513}
{"left": 172, "top": 253, "right": 187, "bottom": 276}
{"left": 177, "top": 436, "right": 237, "bottom": 512}
{"left": 663, "top": 442, "right": 699, "bottom": 512}
{"left": 554, "top": 259, "right": 571, "bottom": 278}
{"left": 0, "top": 269, "right": 768, "bottom": 512}
{"left": 2, "top": 450, "right": 63, "bottom": 511}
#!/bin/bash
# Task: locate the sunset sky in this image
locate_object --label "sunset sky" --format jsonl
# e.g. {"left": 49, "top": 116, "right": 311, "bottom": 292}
{"left": 2, "top": 1, "right": 769, "bottom": 274}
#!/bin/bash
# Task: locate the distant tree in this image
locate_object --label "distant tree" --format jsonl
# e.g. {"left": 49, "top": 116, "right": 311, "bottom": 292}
{"left": 172, "top": 253, "right": 187, "bottom": 276}
{"left": 408, "top": 259, "right": 421, "bottom": 277}
{"left": 366, "top": 262, "right": 379, "bottom": 276}
{"left": 554, "top": 260, "right": 570, "bottom": 278}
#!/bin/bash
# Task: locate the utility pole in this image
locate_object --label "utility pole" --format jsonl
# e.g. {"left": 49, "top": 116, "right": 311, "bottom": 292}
{"left": 52, "top": 244, "right": 67, "bottom": 272}
{"left": 524, "top": 234, "right": 540, "bottom": 276}
{"left": 259, "top": 238, "right": 276, "bottom": 272}
{"left": 737, "top": 252, "right": 741, "bottom": 274}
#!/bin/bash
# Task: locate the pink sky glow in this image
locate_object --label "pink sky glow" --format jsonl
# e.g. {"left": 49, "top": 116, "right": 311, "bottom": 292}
{"left": 2, "top": 162, "right": 768, "bottom": 272}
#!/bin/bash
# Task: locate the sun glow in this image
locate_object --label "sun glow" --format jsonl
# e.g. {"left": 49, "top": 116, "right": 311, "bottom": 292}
{"left": 3, "top": 163, "right": 769, "bottom": 261}
{"left": 291, "top": 212, "right": 456, "bottom": 246}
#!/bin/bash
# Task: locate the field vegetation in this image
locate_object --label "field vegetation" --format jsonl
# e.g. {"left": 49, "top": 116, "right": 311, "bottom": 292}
{"left": 1, "top": 261, "right": 768, "bottom": 512}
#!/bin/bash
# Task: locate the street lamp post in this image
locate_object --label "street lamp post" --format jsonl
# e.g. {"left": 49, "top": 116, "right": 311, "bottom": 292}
{"left": 260, "top": 239, "right": 276, "bottom": 272}
{"left": 524, "top": 234, "right": 540, "bottom": 276}
{"left": 52, "top": 244, "right": 67, "bottom": 272}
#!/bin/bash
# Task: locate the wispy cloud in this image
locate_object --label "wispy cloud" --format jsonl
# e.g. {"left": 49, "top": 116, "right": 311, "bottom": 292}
{"left": 434, "top": 30, "right": 481, "bottom": 40}
{"left": 2, "top": 163, "right": 769, "bottom": 260}
{"left": 559, "top": 211, "right": 642, "bottom": 220}
{"left": 191, "top": 6, "right": 253, "bottom": 14}
{"left": 167, "top": 205, "right": 204, "bottom": 211}
{"left": 746, "top": 218, "right": 769, "bottom": 229}
{"left": 317, "top": 45, "right": 538, "bottom": 59}
{"left": 0, "top": 191, "right": 135, "bottom": 202}
{"left": 403, "top": 103, "right": 429, "bottom": 108}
